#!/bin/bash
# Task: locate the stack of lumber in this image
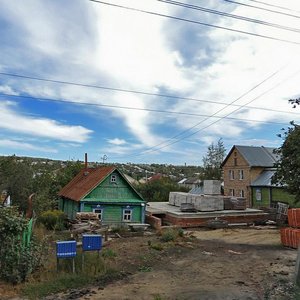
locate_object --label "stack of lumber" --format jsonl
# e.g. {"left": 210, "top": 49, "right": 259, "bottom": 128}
{"left": 76, "top": 212, "right": 100, "bottom": 221}
{"left": 280, "top": 208, "right": 300, "bottom": 248}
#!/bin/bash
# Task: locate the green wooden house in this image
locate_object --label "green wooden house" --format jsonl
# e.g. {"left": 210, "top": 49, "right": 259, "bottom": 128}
{"left": 251, "top": 169, "right": 300, "bottom": 208}
{"left": 58, "top": 166, "right": 146, "bottom": 225}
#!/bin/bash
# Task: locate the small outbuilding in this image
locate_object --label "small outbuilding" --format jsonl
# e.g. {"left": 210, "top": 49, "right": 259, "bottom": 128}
{"left": 58, "top": 166, "right": 146, "bottom": 225}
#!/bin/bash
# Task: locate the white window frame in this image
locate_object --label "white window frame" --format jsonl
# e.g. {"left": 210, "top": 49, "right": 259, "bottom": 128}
{"left": 229, "top": 170, "right": 234, "bottom": 180}
{"left": 256, "top": 188, "right": 262, "bottom": 201}
{"left": 240, "top": 189, "right": 244, "bottom": 198}
{"left": 229, "top": 189, "right": 234, "bottom": 196}
{"left": 123, "top": 208, "right": 132, "bottom": 222}
{"left": 93, "top": 208, "right": 103, "bottom": 220}
{"left": 238, "top": 170, "right": 244, "bottom": 180}
{"left": 111, "top": 174, "right": 117, "bottom": 183}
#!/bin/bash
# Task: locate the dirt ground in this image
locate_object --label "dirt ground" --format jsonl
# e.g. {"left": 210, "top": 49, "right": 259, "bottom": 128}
{"left": 51, "top": 227, "right": 298, "bottom": 300}
{"left": 1, "top": 227, "right": 298, "bottom": 300}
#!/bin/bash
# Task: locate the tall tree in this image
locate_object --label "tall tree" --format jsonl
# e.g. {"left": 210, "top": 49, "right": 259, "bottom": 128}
{"left": 273, "top": 122, "right": 300, "bottom": 202}
{"left": 202, "top": 138, "right": 226, "bottom": 180}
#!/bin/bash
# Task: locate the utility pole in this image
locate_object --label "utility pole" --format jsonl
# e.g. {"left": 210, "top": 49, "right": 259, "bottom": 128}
{"left": 101, "top": 154, "right": 108, "bottom": 164}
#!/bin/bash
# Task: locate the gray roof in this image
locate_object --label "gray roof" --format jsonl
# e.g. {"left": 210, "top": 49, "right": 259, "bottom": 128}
{"left": 251, "top": 170, "right": 279, "bottom": 187}
{"left": 189, "top": 186, "right": 204, "bottom": 194}
{"left": 235, "top": 145, "right": 279, "bottom": 167}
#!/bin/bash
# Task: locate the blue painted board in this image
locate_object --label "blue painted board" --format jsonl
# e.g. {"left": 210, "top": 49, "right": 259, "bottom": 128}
{"left": 82, "top": 234, "right": 102, "bottom": 251}
{"left": 56, "top": 240, "right": 77, "bottom": 258}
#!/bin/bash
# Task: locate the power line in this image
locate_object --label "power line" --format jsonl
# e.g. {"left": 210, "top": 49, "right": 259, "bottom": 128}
{"left": 157, "top": 0, "right": 300, "bottom": 34}
{"left": 0, "top": 92, "right": 290, "bottom": 125}
{"left": 245, "top": 0, "right": 300, "bottom": 14}
{"left": 111, "top": 65, "right": 291, "bottom": 159}
{"left": 87, "top": 0, "right": 300, "bottom": 45}
{"left": 1, "top": 71, "right": 298, "bottom": 116}
{"left": 223, "top": 0, "right": 300, "bottom": 19}
{"left": 137, "top": 68, "right": 300, "bottom": 157}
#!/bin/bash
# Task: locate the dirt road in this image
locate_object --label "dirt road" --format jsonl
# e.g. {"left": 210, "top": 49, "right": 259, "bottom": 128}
{"left": 54, "top": 228, "right": 298, "bottom": 300}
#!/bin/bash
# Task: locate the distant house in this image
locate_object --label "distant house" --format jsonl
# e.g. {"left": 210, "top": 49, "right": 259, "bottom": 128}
{"left": 58, "top": 166, "right": 146, "bottom": 225}
{"left": 221, "top": 145, "right": 279, "bottom": 207}
{"left": 178, "top": 177, "right": 202, "bottom": 191}
{"left": 251, "top": 169, "right": 298, "bottom": 208}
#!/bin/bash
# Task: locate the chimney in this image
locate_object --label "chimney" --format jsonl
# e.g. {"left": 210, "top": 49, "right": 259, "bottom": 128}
{"left": 85, "top": 153, "right": 88, "bottom": 169}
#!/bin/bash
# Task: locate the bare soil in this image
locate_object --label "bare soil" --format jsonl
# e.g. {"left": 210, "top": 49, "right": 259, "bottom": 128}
{"left": 1, "top": 227, "right": 298, "bottom": 300}
{"left": 52, "top": 227, "right": 298, "bottom": 300}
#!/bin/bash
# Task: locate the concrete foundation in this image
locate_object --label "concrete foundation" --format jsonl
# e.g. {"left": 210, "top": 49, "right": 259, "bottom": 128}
{"left": 147, "top": 202, "right": 269, "bottom": 229}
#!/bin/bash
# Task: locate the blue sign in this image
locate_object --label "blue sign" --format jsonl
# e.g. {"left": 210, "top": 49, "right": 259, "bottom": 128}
{"left": 82, "top": 234, "right": 102, "bottom": 251}
{"left": 56, "top": 240, "right": 77, "bottom": 258}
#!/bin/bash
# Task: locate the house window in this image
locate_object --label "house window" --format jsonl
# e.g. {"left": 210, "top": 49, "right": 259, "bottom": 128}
{"left": 93, "top": 208, "right": 103, "bottom": 220}
{"left": 111, "top": 174, "right": 117, "bottom": 183}
{"left": 229, "top": 170, "right": 234, "bottom": 180}
{"left": 123, "top": 208, "right": 132, "bottom": 222}
{"left": 238, "top": 170, "right": 244, "bottom": 180}
{"left": 256, "top": 188, "right": 262, "bottom": 201}
{"left": 234, "top": 158, "right": 237, "bottom": 166}
{"left": 240, "top": 189, "right": 245, "bottom": 197}
{"left": 229, "top": 189, "right": 235, "bottom": 196}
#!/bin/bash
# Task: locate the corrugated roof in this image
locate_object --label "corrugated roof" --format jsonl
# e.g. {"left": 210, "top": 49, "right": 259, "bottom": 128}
{"left": 226, "top": 145, "right": 278, "bottom": 167}
{"left": 58, "top": 166, "right": 115, "bottom": 201}
{"left": 238, "top": 146, "right": 278, "bottom": 167}
{"left": 251, "top": 170, "right": 278, "bottom": 187}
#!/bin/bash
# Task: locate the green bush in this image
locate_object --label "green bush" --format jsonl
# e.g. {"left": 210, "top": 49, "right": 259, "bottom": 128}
{"left": 0, "top": 207, "right": 45, "bottom": 283}
{"left": 39, "top": 210, "right": 66, "bottom": 230}
{"left": 160, "top": 228, "right": 183, "bottom": 242}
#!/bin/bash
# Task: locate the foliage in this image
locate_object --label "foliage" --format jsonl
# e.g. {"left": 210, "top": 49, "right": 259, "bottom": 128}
{"left": 273, "top": 122, "right": 300, "bottom": 202}
{"left": 202, "top": 138, "right": 226, "bottom": 180}
{"left": 38, "top": 210, "right": 67, "bottom": 230}
{"left": 101, "top": 248, "right": 117, "bottom": 258}
{"left": 0, "top": 208, "right": 44, "bottom": 283}
{"left": 134, "top": 177, "right": 189, "bottom": 202}
{"left": 0, "top": 156, "right": 34, "bottom": 211}
{"left": 160, "top": 228, "right": 182, "bottom": 242}
{"left": 0, "top": 156, "right": 83, "bottom": 215}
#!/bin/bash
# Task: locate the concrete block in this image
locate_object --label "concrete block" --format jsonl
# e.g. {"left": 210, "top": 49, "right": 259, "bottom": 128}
{"left": 203, "top": 180, "right": 221, "bottom": 195}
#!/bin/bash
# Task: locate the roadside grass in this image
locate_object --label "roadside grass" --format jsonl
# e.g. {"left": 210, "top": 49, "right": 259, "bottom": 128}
{"left": 21, "top": 227, "right": 119, "bottom": 300}
{"left": 22, "top": 250, "right": 119, "bottom": 299}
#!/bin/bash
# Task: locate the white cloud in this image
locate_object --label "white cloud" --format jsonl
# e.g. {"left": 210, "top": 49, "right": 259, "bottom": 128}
{"left": 107, "top": 138, "right": 127, "bottom": 145}
{"left": 0, "top": 138, "right": 57, "bottom": 153}
{"left": 0, "top": 101, "right": 93, "bottom": 143}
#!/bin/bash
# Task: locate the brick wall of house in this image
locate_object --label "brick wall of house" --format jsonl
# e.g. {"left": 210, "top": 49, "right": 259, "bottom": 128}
{"left": 222, "top": 147, "right": 264, "bottom": 207}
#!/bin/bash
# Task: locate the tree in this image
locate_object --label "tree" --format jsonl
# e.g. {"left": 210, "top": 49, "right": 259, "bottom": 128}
{"left": 202, "top": 138, "right": 226, "bottom": 180}
{"left": 0, "top": 156, "right": 34, "bottom": 211}
{"left": 134, "top": 177, "right": 189, "bottom": 202}
{"left": 273, "top": 122, "right": 300, "bottom": 202}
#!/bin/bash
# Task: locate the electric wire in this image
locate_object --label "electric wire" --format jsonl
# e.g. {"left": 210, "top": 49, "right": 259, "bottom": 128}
{"left": 1, "top": 72, "right": 299, "bottom": 116}
{"left": 87, "top": 0, "right": 300, "bottom": 45}
{"left": 223, "top": 0, "right": 300, "bottom": 19}
{"left": 131, "top": 67, "right": 300, "bottom": 158}
{"left": 110, "top": 65, "right": 292, "bottom": 159}
{"left": 157, "top": 0, "right": 300, "bottom": 34}
{"left": 0, "top": 92, "right": 291, "bottom": 125}
{"left": 245, "top": 0, "right": 300, "bottom": 14}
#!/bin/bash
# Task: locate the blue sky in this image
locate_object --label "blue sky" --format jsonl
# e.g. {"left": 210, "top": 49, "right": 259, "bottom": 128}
{"left": 0, "top": 0, "right": 300, "bottom": 165}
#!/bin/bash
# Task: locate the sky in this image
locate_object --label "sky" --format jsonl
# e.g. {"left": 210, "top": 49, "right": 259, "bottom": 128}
{"left": 0, "top": 0, "right": 300, "bottom": 165}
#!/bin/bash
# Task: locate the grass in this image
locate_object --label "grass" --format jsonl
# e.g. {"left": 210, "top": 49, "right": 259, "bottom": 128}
{"left": 20, "top": 227, "right": 120, "bottom": 299}
{"left": 23, "top": 273, "right": 93, "bottom": 299}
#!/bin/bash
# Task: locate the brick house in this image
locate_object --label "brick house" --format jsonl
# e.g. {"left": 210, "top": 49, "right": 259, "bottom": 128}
{"left": 221, "top": 145, "right": 279, "bottom": 207}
